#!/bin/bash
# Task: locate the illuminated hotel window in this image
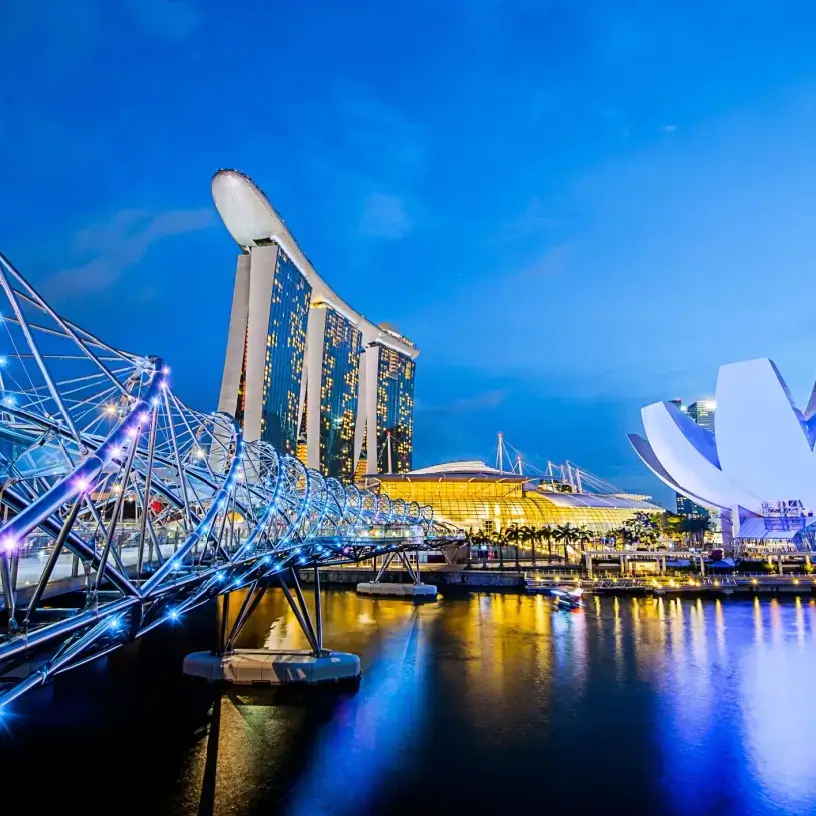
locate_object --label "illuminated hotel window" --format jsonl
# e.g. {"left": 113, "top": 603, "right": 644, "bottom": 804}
{"left": 374, "top": 344, "right": 415, "bottom": 473}
{"left": 259, "top": 248, "right": 311, "bottom": 455}
{"left": 318, "top": 307, "right": 361, "bottom": 481}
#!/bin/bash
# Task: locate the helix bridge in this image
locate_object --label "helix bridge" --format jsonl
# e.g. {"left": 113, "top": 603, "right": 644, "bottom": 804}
{"left": 0, "top": 252, "right": 453, "bottom": 710}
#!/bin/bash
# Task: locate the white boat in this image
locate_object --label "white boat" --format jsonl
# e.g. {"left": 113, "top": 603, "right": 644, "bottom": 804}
{"left": 550, "top": 586, "right": 584, "bottom": 609}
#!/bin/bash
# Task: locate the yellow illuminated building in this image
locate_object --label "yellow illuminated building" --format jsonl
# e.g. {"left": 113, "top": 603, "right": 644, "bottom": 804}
{"left": 360, "top": 461, "right": 661, "bottom": 533}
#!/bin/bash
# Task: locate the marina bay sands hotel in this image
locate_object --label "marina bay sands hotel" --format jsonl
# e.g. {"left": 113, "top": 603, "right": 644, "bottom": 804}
{"left": 213, "top": 169, "right": 417, "bottom": 481}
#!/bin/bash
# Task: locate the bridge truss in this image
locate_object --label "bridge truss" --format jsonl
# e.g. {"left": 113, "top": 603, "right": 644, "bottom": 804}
{"left": 0, "top": 253, "right": 455, "bottom": 710}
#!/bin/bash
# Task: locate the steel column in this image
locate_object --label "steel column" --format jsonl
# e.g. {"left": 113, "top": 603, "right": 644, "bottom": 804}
{"left": 313, "top": 565, "right": 323, "bottom": 652}
{"left": 277, "top": 572, "right": 319, "bottom": 654}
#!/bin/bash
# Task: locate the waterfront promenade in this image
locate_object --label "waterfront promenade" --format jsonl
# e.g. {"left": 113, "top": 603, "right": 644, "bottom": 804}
{"left": 296, "top": 561, "right": 816, "bottom": 597}
{"left": 5, "top": 545, "right": 815, "bottom": 612}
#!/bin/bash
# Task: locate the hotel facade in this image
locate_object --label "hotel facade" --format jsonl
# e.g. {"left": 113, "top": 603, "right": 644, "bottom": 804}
{"left": 213, "top": 169, "right": 418, "bottom": 482}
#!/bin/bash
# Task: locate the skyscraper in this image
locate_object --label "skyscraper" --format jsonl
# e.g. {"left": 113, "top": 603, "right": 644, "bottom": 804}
{"left": 307, "top": 303, "right": 362, "bottom": 481}
{"left": 672, "top": 399, "right": 716, "bottom": 517}
{"left": 365, "top": 339, "right": 416, "bottom": 473}
{"left": 686, "top": 400, "right": 716, "bottom": 432}
{"left": 213, "top": 169, "right": 419, "bottom": 481}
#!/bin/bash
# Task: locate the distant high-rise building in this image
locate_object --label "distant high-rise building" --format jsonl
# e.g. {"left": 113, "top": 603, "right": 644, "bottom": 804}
{"left": 686, "top": 400, "right": 716, "bottom": 432}
{"left": 365, "top": 341, "right": 416, "bottom": 473}
{"left": 213, "top": 169, "right": 419, "bottom": 481}
{"left": 307, "top": 304, "right": 362, "bottom": 481}
{"left": 670, "top": 398, "right": 716, "bottom": 517}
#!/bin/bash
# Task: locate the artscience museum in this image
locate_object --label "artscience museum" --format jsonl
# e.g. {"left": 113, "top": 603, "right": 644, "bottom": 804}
{"left": 629, "top": 358, "right": 816, "bottom": 553}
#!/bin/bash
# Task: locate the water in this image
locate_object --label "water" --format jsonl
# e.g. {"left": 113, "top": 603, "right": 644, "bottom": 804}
{"left": 2, "top": 590, "right": 816, "bottom": 816}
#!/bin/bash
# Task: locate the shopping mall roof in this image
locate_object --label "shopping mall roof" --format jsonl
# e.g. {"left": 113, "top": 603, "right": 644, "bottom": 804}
{"left": 533, "top": 490, "right": 660, "bottom": 511}
{"left": 367, "top": 461, "right": 661, "bottom": 512}
{"left": 365, "top": 460, "right": 662, "bottom": 531}
{"left": 399, "top": 460, "right": 526, "bottom": 481}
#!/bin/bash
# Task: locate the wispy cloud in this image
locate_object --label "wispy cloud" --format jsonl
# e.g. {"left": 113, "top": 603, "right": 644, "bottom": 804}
{"left": 0, "top": 1, "right": 99, "bottom": 65}
{"left": 358, "top": 193, "right": 410, "bottom": 239}
{"left": 419, "top": 389, "right": 508, "bottom": 415}
{"left": 296, "top": 86, "right": 426, "bottom": 245}
{"left": 499, "top": 196, "right": 558, "bottom": 242}
{"left": 516, "top": 242, "right": 574, "bottom": 279}
{"left": 0, "top": 0, "right": 201, "bottom": 65}
{"left": 44, "top": 208, "right": 214, "bottom": 300}
{"left": 122, "top": 0, "right": 201, "bottom": 42}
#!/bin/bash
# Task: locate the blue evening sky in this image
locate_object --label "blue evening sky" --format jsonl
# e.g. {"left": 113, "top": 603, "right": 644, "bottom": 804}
{"left": 2, "top": 0, "right": 816, "bottom": 504}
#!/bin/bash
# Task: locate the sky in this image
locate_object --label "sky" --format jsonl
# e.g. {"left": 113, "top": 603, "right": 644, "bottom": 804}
{"left": 3, "top": 1, "right": 816, "bottom": 505}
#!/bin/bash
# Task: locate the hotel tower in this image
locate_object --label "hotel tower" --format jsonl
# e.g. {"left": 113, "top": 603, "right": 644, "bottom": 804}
{"left": 212, "top": 170, "right": 418, "bottom": 481}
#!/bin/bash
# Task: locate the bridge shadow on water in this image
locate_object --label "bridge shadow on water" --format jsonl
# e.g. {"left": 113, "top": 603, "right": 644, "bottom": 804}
{"left": 4, "top": 591, "right": 816, "bottom": 816}
{"left": 0, "top": 588, "right": 429, "bottom": 816}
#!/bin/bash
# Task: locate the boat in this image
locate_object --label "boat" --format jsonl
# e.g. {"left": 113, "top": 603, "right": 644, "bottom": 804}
{"left": 524, "top": 576, "right": 553, "bottom": 594}
{"left": 550, "top": 586, "right": 584, "bottom": 609}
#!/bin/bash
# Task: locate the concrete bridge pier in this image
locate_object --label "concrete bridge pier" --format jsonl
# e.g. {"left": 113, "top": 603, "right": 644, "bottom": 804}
{"left": 356, "top": 549, "right": 437, "bottom": 600}
{"left": 183, "top": 566, "right": 360, "bottom": 686}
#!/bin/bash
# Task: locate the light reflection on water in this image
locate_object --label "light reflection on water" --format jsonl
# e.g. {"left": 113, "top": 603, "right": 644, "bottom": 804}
{"left": 181, "top": 591, "right": 816, "bottom": 816}
{"left": 4, "top": 591, "right": 816, "bottom": 816}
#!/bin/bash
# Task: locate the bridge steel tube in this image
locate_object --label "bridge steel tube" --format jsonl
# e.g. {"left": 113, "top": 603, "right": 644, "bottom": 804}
{"left": 0, "top": 365, "right": 165, "bottom": 554}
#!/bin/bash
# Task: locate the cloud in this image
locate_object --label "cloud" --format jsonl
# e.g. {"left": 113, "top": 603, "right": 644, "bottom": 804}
{"left": 44, "top": 208, "right": 214, "bottom": 300}
{"left": 420, "top": 389, "right": 508, "bottom": 415}
{"left": 0, "top": 0, "right": 200, "bottom": 65}
{"left": 295, "top": 87, "right": 426, "bottom": 246}
{"left": 516, "top": 243, "right": 574, "bottom": 279}
{"left": 122, "top": 0, "right": 201, "bottom": 42}
{"left": 334, "top": 90, "right": 427, "bottom": 188}
{"left": 0, "top": 1, "right": 100, "bottom": 66}
{"left": 499, "top": 197, "right": 558, "bottom": 242}
{"left": 358, "top": 193, "right": 410, "bottom": 239}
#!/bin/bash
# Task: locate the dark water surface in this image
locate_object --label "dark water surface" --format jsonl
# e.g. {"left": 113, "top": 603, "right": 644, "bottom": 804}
{"left": 2, "top": 590, "right": 816, "bottom": 816}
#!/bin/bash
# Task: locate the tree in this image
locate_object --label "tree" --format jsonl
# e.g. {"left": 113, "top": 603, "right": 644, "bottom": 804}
{"left": 464, "top": 527, "right": 477, "bottom": 567}
{"left": 537, "top": 525, "right": 555, "bottom": 561}
{"left": 606, "top": 525, "right": 635, "bottom": 550}
{"left": 520, "top": 525, "right": 537, "bottom": 566}
{"left": 575, "top": 525, "right": 593, "bottom": 554}
{"left": 682, "top": 514, "right": 712, "bottom": 549}
{"left": 553, "top": 523, "right": 580, "bottom": 563}
{"left": 504, "top": 524, "right": 522, "bottom": 570}
{"left": 491, "top": 530, "right": 506, "bottom": 569}
{"left": 658, "top": 511, "right": 686, "bottom": 547}
{"left": 623, "top": 511, "right": 658, "bottom": 548}
{"left": 606, "top": 526, "right": 621, "bottom": 550}
{"left": 474, "top": 527, "right": 491, "bottom": 568}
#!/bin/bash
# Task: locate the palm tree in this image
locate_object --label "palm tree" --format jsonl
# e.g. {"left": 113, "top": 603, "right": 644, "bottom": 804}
{"left": 575, "top": 525, "right": 593, "bottom": 554}
{"left": 464, "top": 527, "right": 476, "bottom": 567}
{"left": 504, "top": 524, "right": 530, "bottom": 571}
{"left": 476, "top": 527, "right": 490, "bottom": 568}
{"left": 553, "top": 523, "right": 580, "bottom": 563}
{"left": 504, "top": 524, "right": 522, "bottom": 570}
{"left": 521, "top": 525, "right": 537, "bottom": 566}
{"left": 537, "top": 525, "right": 555, "bottom": 562}
{"left": 491, "top": 530, "right": 506, "bottom": 569}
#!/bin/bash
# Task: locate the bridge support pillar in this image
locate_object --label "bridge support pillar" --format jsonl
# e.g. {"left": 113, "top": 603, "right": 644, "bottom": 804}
{"left": 0, "top": 553, "right": 17, "bottom": 633}
{"left": 356, "top": 548, "right": 437, "bottom": 600}
{"left": 184, "top": 567, "right": 360, "bottom": 686}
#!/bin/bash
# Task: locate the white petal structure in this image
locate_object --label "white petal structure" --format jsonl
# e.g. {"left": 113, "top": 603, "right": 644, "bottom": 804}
{"left": 629, "top": 358, "right": 816, "bottom": 516}
{"left": 716, "top": 359, "right": 816, "bottom": 510}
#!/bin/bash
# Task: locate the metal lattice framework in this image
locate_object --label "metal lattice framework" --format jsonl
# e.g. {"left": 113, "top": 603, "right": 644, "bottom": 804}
{"left": 0, "top": 253, "right": 456, "bottom": 710}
